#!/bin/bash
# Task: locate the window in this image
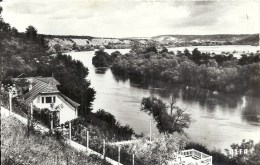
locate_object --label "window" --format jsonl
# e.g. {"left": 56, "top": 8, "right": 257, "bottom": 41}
{"left": 53, "top": 96, "right": 56, "bottom": 103}
{"left": 42, "top": 97, "right": 44, "bottom": 103}
{"left": 46, "top": 97, "right": 52, "bottom": 103}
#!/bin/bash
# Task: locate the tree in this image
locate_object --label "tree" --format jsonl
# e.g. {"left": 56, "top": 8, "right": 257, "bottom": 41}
{"left": 92, "top": 50, "right": 112, "bottom": 67}
{"left": 126, "top": 134, "right": 186, "bottom": 164}
{"left": 160, "top": 47, "right": 168, "bottom": 54}
{"left": 141, "top": 96, "right": 191, "bottom": 135}
{"left": 111, "top": 51, "right": 122, "bottom": 59}
{"left": 192, "top": 48, "right": 202, "bottom": 64}
{"left": 53, "top": 44, "right": 62, "bottom": 54}
{"left": 25, "top": 25, "right": 37, "bottom": 40}
{"left": 146, "top": 46, "right": 158, "bottom": 54}
{"left": 10, "top": 27, "right": 18, "bottom": 36}
{"left": 72, "top": 43, "right": 79, "bottom": 51}
{"left": 184, "top": 49, "right": 192, "bottom": 59}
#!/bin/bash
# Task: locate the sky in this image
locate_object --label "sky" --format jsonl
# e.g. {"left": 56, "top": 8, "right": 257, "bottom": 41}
{"left": 1, "top": 0, "right": 260, "bottom": 38}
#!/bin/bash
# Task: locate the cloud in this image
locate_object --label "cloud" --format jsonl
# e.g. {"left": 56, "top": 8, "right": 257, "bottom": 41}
{"left": 1, "top": 0, "right": 259, "bottom": 37}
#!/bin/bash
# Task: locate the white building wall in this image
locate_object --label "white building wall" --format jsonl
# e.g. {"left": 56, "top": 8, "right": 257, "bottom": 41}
{"left": 32, "top": 94, "right": 77, "bottom": 124}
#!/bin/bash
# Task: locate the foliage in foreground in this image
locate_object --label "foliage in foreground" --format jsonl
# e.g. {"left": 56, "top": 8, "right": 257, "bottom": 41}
{"left": 141, "top": 96, "right": 191, "bottom": 135}
{"left": 1, "top": 115, "right": 109, "bottom": 165}
{"left": 123, "top": 134, "right": 186, "bottom": 165}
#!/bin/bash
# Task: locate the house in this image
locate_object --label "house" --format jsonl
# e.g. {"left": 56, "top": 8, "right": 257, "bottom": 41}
{"left": 13, "top": 77, "right": 80, "bottom": 124}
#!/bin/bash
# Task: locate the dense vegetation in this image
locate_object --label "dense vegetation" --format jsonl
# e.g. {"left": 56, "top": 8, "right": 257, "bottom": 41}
{"left": 106, "top": 46, "right": 260, "bottom": 95}
{"left": 92, "top": 48, "right": 113, "bottom": 67}
{"left": 69, "top": 109, "right": 135, "bottom": 142}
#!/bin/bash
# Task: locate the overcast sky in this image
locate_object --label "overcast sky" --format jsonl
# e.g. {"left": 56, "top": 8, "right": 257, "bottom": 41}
{"left": 1, "top": 0, "right": 260, "bottom": 38}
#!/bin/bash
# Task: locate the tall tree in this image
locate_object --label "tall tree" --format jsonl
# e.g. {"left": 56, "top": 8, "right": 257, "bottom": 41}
{"left": 25, "top": 25, "right": 37, "bottom": 40}
{"left": 141, "top": 96, "right": 191, "bottom": 135}
{"left": 10, "top": 27, "right": 18, "bottom": 36}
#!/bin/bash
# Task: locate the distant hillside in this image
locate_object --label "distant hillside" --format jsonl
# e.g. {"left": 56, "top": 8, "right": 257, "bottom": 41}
{"left": 45, "top": 36, "right": 135, "bottom": 53}
{"left": 44, "top": 34, "right": 259, "bottom": 53}
{"left": 151, "top": 34, "right": 259, "bottom": 46}
{"left": 233, "top": 34, "right": 259, "bottom": 46}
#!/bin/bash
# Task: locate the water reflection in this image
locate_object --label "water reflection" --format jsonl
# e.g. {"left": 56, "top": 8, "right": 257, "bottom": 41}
{"left": 242, "top": 96, "right": 260, "bottom": 124}
{"left": 95, "top": 67, "right": 108, "bottom": 74}
{"left": 112, "top": 73, "right": 128, "bottom": 83}
{"left": 112, "top": 71, "right": 259, "bottom": 123}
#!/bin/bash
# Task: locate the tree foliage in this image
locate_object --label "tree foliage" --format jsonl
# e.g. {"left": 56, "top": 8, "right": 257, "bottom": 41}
{"left": 110, "top": 46, "right": 260, "bottom": 95}
{"left": 141, "top": 96, "right": 191, "bottom": 135}
{"left": 124, "top": 134, "right": 186, "bottom": 165}
{"left": 92, "top": 49, "right": 112, "bottom": 67}
{"left": 25, "top": 25, "right": 37, "bottom": 40}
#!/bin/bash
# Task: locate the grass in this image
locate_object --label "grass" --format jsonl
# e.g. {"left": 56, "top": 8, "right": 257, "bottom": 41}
{"left": 1, "top": 115, "right": 110, "bottom": 165}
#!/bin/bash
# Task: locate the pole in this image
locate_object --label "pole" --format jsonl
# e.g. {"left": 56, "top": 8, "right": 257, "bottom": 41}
{"left": 50, "top": 116, "right": 53, "bottom": 132}
{"left": 56, "top": 155, "right": 59, "bottom": 165}
{"left": 9, "top": 89, "right": 12, "bottom": 115}
{"left": 103, "top": 139, "right": 106, "bottom": 159}
{"left": 69, "top": 122, "right": 71, "bottom": 143}
{"left": 87, "top": 131, "right": 89, "bottom": 150}
{"left": 118, "top": 146, "right": 121, "bottom": 165}
{"left": 67, "top": 156, "right": 69, "bottom": 165}
{"left": 132, "top": 154, "right": 135, "bottom": 165}
{"left": 30, "top": 102, "right": 33, "bottom": 121}
{"left": 149, "top": 121, "right": 152, "bottom": 142}
{"left": 27, "top": 111, "right": 30, "bottom": 138}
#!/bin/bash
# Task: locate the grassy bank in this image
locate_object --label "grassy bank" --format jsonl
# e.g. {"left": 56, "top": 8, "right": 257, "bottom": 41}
{"left": 1, "top": 115, "right": 109, "bottom": 165}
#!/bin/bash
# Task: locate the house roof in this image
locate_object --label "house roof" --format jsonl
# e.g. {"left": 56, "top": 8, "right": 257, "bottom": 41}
{"left": 35, "top": 77, "right": 60, "bottom": 86}
{"left": 18, "top": 77, "right": 79, "bottom": 108}
{"left": 24, "top": 78, "right": 60, "bottom": 102}
{"left": 59, "top": 93, "right": 80, "bottom": 107}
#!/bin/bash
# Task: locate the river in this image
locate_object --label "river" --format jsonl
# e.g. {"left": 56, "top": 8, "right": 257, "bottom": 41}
{"left": 70, "top": 47, "right": 260, "bottom": 152}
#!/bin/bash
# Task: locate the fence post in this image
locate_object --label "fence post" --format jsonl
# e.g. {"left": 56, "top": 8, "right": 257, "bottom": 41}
{"left": 118, "top": 146, "right": 121, "bottom": 165}
{"left": 27, "top": 102, "right": 32, "bottom": 138}
{"left": 30, "top": 102, "right": 33, "bottom": 121}
{"left": 69, "top": 122, "right": 71, "bottom": 144}
{"left": 149, "top": 121, "right": 152, "bottom": 142}
{"left": 50, "top": 116, "right": 53, "bottom": 132}
{"left": 132, "top": 154, "right": 135, "bottom": 165}
{"left": 57, "top": 155, "right": 59, "bottom": 165}
{"left": 67, "top": 156, "right": 69, "bottom": 165}
{"left": 86, "top": 131, "right": 89, "bottom": 150}
{"left": 103, "top": 139, "right": 106, "bottom": 159}
{"left": 9, "top": 89, "right": 12, "bottom": 115}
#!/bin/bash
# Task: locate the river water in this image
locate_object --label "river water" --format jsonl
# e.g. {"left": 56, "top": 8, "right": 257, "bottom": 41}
{"left": 70, "top": 47, "right": 260, "bottom": 152}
